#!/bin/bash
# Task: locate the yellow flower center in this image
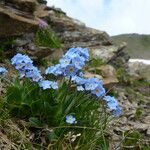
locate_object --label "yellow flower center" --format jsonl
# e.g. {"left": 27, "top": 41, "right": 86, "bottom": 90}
{"left": 96, "top": 89, "right": 100, "bottom": 93}
{"left": 69, "top": 67, "right": 74, "bottom": 72}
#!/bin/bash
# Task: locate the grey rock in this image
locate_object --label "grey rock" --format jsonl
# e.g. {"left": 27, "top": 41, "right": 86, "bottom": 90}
{"left": 128, "top": 60, "right": 150, "bottom": 81}
{"left": 133, "top": 122, "right": 149, "bottom": 132}
{"left": 147, "top": 127, "right": 150, "bottom": 136}
{"left": 90, "top": 45, "right": 119, "bottom": 62}
{"left": 143, "top": 116, "right": 150, "bottom": 124}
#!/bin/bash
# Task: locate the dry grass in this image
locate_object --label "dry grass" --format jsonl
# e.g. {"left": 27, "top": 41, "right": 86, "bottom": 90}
{"left": 0, "top": 119, "right": 32, "bottom": 150}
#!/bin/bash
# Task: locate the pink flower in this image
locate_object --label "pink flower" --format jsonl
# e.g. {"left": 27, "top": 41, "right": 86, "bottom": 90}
{"left": 38, "top": 19, "right": 48, "bottom": 29}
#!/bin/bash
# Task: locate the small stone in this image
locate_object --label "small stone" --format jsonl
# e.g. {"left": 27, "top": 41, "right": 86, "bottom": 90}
{"left": 128, "top": 60, "right": 150, "bottom": 81}
{"left": 146, "top": 127, "right": 150, "bottom": 136}
{"left": 133, "top": 123, "right": 149, "bottom": 132}
{"left": 143, "top": 116, "right": 150, "bottom": 124}
{"left": 84, "top": 71, "right": 103, "bottom": 80}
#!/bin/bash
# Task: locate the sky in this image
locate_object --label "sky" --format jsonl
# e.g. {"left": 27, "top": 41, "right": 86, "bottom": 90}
{"left": 47, "top": 0, "right": 150, "bottom": 36}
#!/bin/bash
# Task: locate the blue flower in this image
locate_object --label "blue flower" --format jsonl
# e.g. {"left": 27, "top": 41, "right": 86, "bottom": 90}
{"left": 84, "top": 78, "right": 100, "bottom": 91}
{"left": 66, "top": 115, "right": 77, "bottom": 124}
{"left": 11, "top": 53, "right": 24, "bottom": 65}
{"left": 24, "top": 62, "right": 34, "bottom": 70}
{"left": 64, "top": 47, "right": 89, "bottom": 63}
{"left": 11, "top": 54, "right": 33, "bottom": 70}
{"left": 11, "top": 53, "right": 32, "bottom": 65}
{"left": 85, "top": 82, "right": 98, "bottom": 91}
{"left": 15, "top": 62, "right": 25, "bottom": 70}
{"left": 91, "top": 84, "right": 106, "bottom": 97}
{"left": 50, "top": 81, "right": 58, "bottom": 89}
{"left": 76, "top": 47, "right": 89, "bottom": 61}
{"left": 65, "top": 48, "right": 77, "bottom": 56}
{"left": 72, "top": 76, "right": 86, "bottom": 85}
{"left": 39, "top": 80, "right": 58, "bottom": 90}
{"left": 103, "top": 96, "right": 122, "bottom": 116}
{"left": 77, "top": 85, "right": 84, "bottom": 91}
{"left": 0, "top": 67, "right": 8, "bottom": 75}
{"left": 59, "top": 57, "right": 71, "bottom": 68}
{"left": 39, "top": 80, "right": 52, "bottom": 90}
{"left": 72, "top": 55, "right": 85, "bottom": 69}
{"left": 12, "top": 53, "right": 43, "bottom": 82}
{"left": 45, "top": 64, "right": 63, "bottom": 76}
{"left": 64, "top": 64, "right": 78, "bottom": 77}
{"left": 79, "top": 72, "right": 84, "bottom": 77}
{"left": 25, "top": 68, "right": 42, "bottom": 82}
{"left": 19, "top": 70, "right": 26, "bottom": 78}
{"left": 113, "top": 106, "right": 122, "bottom": 117}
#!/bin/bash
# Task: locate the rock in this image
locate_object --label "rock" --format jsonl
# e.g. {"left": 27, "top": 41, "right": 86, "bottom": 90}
{"left": 37, "top": 0, "right": 47, "bottom": 4}
{"left": 143, "top": 116, "right": 150, "bottom": 124}
{"left": 89, "top": 65, "right": 119, "bottom": 85}
{"left": 132, "top": 122, "right": 149, "bottom": 132}
{"left": 95, "top": 65, "right": 119, "bottom": 85}
{"left": 34, "top": 4, "right": 49, "bottom": 18}
{"left": 128, "top": 60, "right": 150, "bottom": 81}
{"left": 46, "top": 8, "right": 113, "bottom": 47}
{"left": 84, "top": 71, "right": 103, "bottom": 80}
{"left": 90, "top": 42, "right": 129, "bottom": 68}
{"left": 147, "top": 127, "right": 150, "bottom": 136}
{"left": 84, "top": 65, "right": 118, "bottom": 86}
{"left": 5, "top": 0, "right": 37, "bottom": 13}
{"left": 14, "top": 32, "right": 63, "bottom": 60}
{"left": 27, "top": 46, "right": 54, "bottom": 60}
{"left": 61, "top": 28, "right": 112, "bottom": 48}
{"left": 46, "top": 8, "right": 128, "bottom": 67}
{"left": 72, "top": 18, "right": 85, "bottom": 27}
{"left": 90, "top": 45, "right": 119, "bottom": 62}
{"left": 0, "top": 1, "right": 128, "bottom": 63}
{"left": 44, "top": 48, "right": 64, "bottom": 61}
{"left": 0, "top": 3, "right": 39, "bottom": 37}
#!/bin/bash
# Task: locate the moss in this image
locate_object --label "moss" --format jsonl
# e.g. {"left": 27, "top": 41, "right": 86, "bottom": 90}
{"left": 89, "top": 58, "right": 106, "bottom": 68}
{"left": 35, "top": 28, "right": 61, "bottom": 49}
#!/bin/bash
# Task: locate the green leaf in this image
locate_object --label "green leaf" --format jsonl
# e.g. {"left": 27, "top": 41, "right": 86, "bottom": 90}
{"left": 46, "top": 130, "right": 58, "bottom": 141}
{"left": 29, "top": 117, "right": 43, "bottom": 127}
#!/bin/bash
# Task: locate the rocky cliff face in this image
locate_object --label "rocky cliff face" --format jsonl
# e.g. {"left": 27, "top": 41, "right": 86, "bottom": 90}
{"left": 0, "top": 0, "right": 129, "bottom": 68}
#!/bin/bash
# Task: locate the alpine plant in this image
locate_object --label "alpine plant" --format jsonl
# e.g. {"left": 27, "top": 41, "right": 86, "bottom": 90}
{"left": 10, "top": 47, "right": 121, "bottom": 117}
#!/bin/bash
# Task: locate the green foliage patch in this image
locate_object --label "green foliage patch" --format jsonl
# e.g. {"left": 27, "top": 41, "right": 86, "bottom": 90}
{"left": 35, "top": 28, "right": 61, "bottom": 49}
{"left": 3, "top": 78, "right": 110, "bottom": 149}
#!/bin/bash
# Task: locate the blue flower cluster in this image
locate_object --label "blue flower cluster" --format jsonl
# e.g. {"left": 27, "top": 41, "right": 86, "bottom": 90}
{"left": 11, "top": 53, "right": 58, "bottom": 90}
{"left": 11, "top": 47, "right": 121, "bottom": 116}
{"left": 39, "top": 80, "right": 58, "bottom": 90}
{"left": 45, "top": 47, "right": 89, "bottom": 77}
{"left": 73, "top": 76, "right": 106, "bottom": 97}
{"left": 11, "top": 53, "right": 42, "bottom": 82}
{"left": 0, "top": 67, "right": 8, "bottom": 75}
{"left": 73, "top": 76, "right": 121, "bottom": 116}
{"left": 45, "top": 47, "right": 121, "bottom": 116}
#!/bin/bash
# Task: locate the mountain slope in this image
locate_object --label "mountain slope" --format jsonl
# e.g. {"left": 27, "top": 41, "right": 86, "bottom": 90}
{"left": 111, "top": 34, "right": 150, "bottom": 59}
